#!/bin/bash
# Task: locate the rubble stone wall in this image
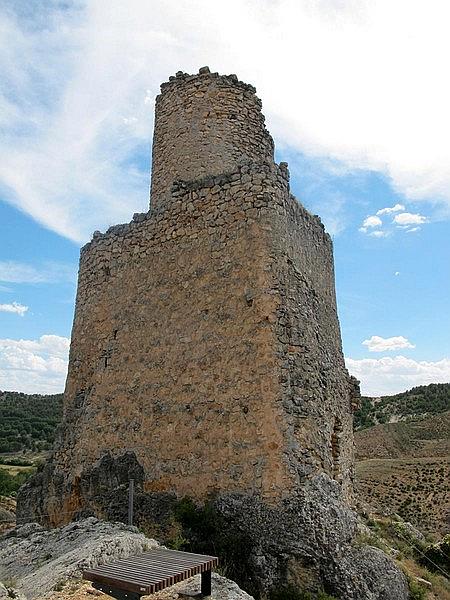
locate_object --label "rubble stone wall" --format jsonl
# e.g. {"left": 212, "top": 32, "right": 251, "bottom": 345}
{"left": 53, "top": 162, "right": 296, "bottom": 518}
{"left": 270, "top": 193, "right": 355, "bottom": 498}
{"left": 150, "top": 68, "right": 274, "bottom": 210}
{"left": 24, "top": 157, "right": 354, "bottom": 525}
{"left": 15, "top": 69, "right": 387, "bottom": 598}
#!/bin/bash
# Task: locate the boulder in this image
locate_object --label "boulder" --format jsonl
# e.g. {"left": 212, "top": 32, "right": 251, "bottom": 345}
{"left": 0, "top": 518, "right": 254, "bottom": 600}
{"left": 0, "top": 518, "right": 154, "bottom": 599}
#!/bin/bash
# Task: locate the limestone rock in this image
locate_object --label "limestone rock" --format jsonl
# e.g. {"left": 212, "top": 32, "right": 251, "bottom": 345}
{"left": 179, "top": 573, "right": 254, "bottom": 599}
{"left": 214, "top": 473, "right": 409, "bottom": 599}
{"left": 0, "top": 583, "right": 27, "bottom": 600}
{"left": 0, "top": 518, "right": 155, "bottom": 599}
{"left": 0, "top": 519, "right": 252, "bottom": 600}
{"left": 333, "top": 546, "right": 409, "bottom": 599}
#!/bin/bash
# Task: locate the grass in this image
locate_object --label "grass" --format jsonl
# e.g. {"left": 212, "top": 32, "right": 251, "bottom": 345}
{"left": 360, "top": 515, "right": 450, "bottom": 600}
{"left": 0, "top": 463, "right": 35, "bottom": 476}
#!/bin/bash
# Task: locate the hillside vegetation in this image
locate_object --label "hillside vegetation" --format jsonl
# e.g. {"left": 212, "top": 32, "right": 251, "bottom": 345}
{"left": 0, "top": 391, "right": 63, "bottom": 453}
{"left": 356, "top": 456, "right": 449, "bottom": 536}
{"left": 354, "top": 383, "right": 450, "bottom": 538}
{"left": 354, "top": 383, "right": 450, "bottom": 430}
{"left": 355, "top": 410, "right": 450, "bottom": 460}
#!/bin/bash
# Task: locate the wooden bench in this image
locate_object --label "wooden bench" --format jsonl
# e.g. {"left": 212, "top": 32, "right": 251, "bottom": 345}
{"left": 83, "top": 548, "right": 218, "bottom": 599}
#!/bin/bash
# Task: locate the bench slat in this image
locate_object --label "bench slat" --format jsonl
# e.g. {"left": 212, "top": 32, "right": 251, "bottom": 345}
{"left": 86, "top": 561, "right": 205, "bottom": 581}
{"left": 83, "top": 548, "right": 218, "bottom": 596}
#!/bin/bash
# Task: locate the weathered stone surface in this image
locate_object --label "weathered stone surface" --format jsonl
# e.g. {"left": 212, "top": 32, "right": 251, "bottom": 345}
{"left": 151, "top": 70, "right": 270, "bottom": 209}
{"left": 16, "top": 69, "right": 407, "bottom": 598}
{"left": 180, "top": 573, "right": 254, "bottom": 600}
{"left": 0, "top": 518, "right": 155, "bottom": 599}
{"left": 18, "top": 157, "right": 355, "bottom": 516}
{"left": 0, "top": 583, "right": 26, "bottom": 600}
{"left": 210, "top": 473, "right": 409, "bottom": 599}
{"left": 0, "top": 518, "right": 252, "bottom": 600}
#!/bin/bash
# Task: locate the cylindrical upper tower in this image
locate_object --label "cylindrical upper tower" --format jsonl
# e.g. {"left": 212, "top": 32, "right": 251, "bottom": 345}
{"left": 149, "top": 67, "right": 275, "bottom": 210}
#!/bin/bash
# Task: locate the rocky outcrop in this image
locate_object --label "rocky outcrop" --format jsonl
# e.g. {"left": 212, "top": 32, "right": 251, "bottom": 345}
{"left": 180, "top": 573, "right": 254, "bottom": 600}
{"left": 210, "top": 473, "right": 409, "bottom": 599}
{"left": 0, "top": 518, "right": 155, "bottom": 599}
{"left": 17, "top": 459, "right": 409, "bottom": 598}
{"left": 0, "top": 518, "right": 253, "bottom": 600}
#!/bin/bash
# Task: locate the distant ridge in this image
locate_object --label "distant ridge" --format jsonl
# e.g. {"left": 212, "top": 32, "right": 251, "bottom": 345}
{"left": 0, "top": 391, "right": 63, "bottom": 453}
{"left": 355, "top": 410, "right": 450, "bottom": 460}
{"left": 354, "top": 382, "right": 450, "bottom": 430}
{"left": 354, "top": 383, "right": 450, "bottom": 536}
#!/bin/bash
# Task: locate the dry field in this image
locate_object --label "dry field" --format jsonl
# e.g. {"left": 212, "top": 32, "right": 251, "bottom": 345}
{"left": 355, "top": 456, "right": 449, "bottom": 536}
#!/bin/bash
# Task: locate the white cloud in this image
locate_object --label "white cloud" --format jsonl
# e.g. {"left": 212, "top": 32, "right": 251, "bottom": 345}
{"left": 376, "top": 203, "right": 405, "bottom": 215}
{"left": 0, "top": 302, "right": 28, "bottom": 316}
{"left": 0, "top": 261, "right": 75, "bottom": 284}
{"left": 362, "top": 215, "right": 382, "bottom": 228}
{"left": 0, "top": 1, "right": 449, "bottom": 242}
{"left": 363, "top": 335, "right": 415, "bottom": 352}
{"left": 346, "top": 355, "right": 450, "bottom": 396}
{"left": 359, "top": 214, "right": 385, "bottom": 234}
{"left": 393, "top": 212, "right": 428, "bottom": 226}
{"left": 369, "top": 230, "right": 388, "bottom": 238}
{"left": 0, "top": 334, "right": 69, "bottom": 394}
{"left": 394, "top": 271, "right": 400, "bottom": 276}
{"left": 360, "top": 209, "right": 428, "bottom": 235}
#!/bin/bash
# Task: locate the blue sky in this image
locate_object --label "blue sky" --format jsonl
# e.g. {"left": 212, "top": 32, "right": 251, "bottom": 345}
{"left": 0, "top": 0, "right": 449, "bottom": 395}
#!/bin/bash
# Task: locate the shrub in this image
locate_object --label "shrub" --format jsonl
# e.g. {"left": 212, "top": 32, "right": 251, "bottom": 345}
{"left": 408, "top": 578, "right": 426, "bottom": 600}
{"left": 0, "top": 466, "right": 34, "bottom": 496}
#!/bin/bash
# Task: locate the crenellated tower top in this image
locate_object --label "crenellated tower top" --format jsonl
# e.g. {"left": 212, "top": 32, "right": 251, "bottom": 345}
{"left": 149, "top": 67, "right": 275, "bottom": 211}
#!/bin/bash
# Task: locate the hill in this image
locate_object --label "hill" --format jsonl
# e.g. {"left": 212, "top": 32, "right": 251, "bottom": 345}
{"left": 355, "top": 410, "right": 450, "bottom": 460}
{"left": 355, "top": 456, "right": 449, "bottom": 536}
{"left": 354, "top": 382, "right": 450, "bottom": 430}
{"left": 354, "top": 384, "right": 450, "bottom": 537}
{"left": 0, "top": 390, "right": 63, "bottom": 454}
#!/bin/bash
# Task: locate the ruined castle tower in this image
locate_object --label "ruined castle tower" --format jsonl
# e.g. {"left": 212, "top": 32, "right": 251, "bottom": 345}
{"left": 18, "top": 69, "right": 408, "bottom": 599}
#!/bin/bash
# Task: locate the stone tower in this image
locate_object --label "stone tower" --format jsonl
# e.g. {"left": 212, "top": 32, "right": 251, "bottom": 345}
{"left": 18, "top": 69, "right": 408, "bottom": 599}
{"left": 150, "top": 67, "right": 275, "bottom": 209}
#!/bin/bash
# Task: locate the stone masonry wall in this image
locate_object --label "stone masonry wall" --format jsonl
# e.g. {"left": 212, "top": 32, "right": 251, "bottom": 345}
{"left": 16, "top": 69, "right": 402, "bottom": 599}
{"left": 49, "top": 162, "right": 296, "bottom": 517}
{"left": 18, "top": 69, "right": 356, "bottom": 523}
{"left": 19, "top": 158, "right": 354, "bottom": 526}
{"left": 271, "top": 191, "right": 355, "bottom": 498}
{"left": 150, "top": 67, "right": 274, "bottom": 210}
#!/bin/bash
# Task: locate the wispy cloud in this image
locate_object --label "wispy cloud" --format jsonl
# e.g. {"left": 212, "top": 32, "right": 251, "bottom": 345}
{"left": 368, "top": 230, "right": 388, "bottom": 238}
{"left": 346, "top": 355, "right": 450, "bottom": 396}
{"left": 0, "top": 261, "right": 75, "bottom": 284}
{"left": 287, "top": 155, "right": 352, "bottom": 236}
{"left": 0, "top": 302, "right": 28, "bottom": 316}
{"left": 361, "top": 215, "right": 382, "bottom": 229}
{"left": 393, "top": 212, "right": 427, "bottom": 226}
{"left": 0, "top": 334, "right": 69, "bottom": 394}
{"left": 359, "top": 208, "right": 429, "bottom": 237}
{"left": 363, "top": 335, "right": 415, "bottom": 352}
{"left": 376, "top": 203, "right": 405, "bottom": 215}
{"left": 0, "top": 1, "right": 449, "bottom": 242}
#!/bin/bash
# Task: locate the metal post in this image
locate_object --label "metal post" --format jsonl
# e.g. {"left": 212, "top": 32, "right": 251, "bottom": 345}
{"left": 128, "top": 478, "right": 134, "bottom": 526}
{"left": 201, "top": 570, "right": 211, "bottom": 597}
